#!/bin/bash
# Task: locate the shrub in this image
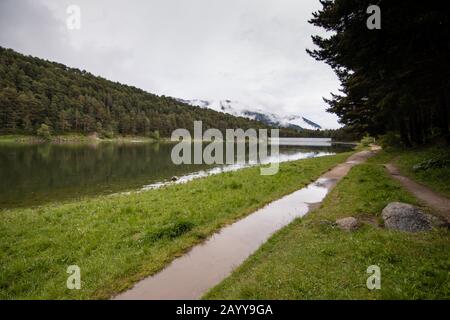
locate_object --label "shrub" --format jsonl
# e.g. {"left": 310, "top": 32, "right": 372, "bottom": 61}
{"left": 152, "top": 130, "right": 160, "bottom": 140}
{"left": 413, "top": 157, "right": 450, "bottom": 172}
{"left": 378, "top": 132, "right": 403, "bottom": 150}
{"left": 36, "top": 124, "right": 52, "bottom": 140}
{"left": 102, "top": 125, "right": 115, "bottom": 139}
{"left": 360, "top": 135, "right": 375, "bottom": 147}
{"left": 102, "top": 130, "right": 114, "bottom": 139}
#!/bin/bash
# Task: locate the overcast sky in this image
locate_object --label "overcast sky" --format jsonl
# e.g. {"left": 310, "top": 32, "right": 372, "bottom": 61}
{"left": 0, "top": 0, "right": 341, "bottom": 128}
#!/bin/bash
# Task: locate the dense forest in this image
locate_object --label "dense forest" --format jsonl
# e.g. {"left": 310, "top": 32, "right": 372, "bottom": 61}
{"left": 308, "top": 0, "right": 450, "bottom": 146}
{"left": 0, "top": 47, "right": 273, "bottom": 138}
{"left": 0, "top": 46, "right": 354, "bottom": 140}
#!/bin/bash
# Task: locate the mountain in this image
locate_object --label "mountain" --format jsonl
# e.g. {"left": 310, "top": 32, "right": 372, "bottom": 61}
{"left": 176, "top": 99, "right": 322, "bottom": 131}
{"left": 0, "top": 47, "right": 272, "bottom": 137}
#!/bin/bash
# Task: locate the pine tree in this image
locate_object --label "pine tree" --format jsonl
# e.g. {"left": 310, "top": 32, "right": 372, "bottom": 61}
{"left": 308, "top": 0, "right": 450, "bottom": 144}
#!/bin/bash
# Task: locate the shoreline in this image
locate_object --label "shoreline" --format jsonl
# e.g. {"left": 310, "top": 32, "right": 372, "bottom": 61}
{"left": 0, "top": 134, "right": 170, "bottom": 145}
{"left": 0, "top": 134, "right": 359, "bottom": 146}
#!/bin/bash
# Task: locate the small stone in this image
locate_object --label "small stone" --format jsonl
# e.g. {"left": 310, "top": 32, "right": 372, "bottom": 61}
{"left": 336, "top": 217, "right": 359, "bottom": 231}
{"left": 381, "top": 202, "right": 443, "bottom": 232}
{"left": 171, "top": 176, "right": 179, "bottom": 182}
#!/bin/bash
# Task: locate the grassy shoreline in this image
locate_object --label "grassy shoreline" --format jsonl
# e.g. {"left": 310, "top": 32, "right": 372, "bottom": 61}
{"left": 0, "top": 134, "right": 357, "bottom": 145}
{"left": 0, "top": 152, "right": 352, "bottom": 299}
{"left": 0, "top": 134, "right": 168, "bottom": 145}
{"left": 204, "top": 150, "right": 450, "bottom": 299}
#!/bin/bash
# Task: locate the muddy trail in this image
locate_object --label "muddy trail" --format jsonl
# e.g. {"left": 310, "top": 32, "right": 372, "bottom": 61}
{"left": 385, "top": 163, "right": 450, "bottom": 222}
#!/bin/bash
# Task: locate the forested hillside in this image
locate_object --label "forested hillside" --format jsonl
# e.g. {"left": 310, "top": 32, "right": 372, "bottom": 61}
{"left": 0, "top": 47, "right": 278, "bottom": 138}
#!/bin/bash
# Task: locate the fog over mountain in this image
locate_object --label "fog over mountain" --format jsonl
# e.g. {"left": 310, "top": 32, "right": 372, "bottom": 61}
{"left": 0, "top": 0, "right": 342, "bottom": 129}
{"left": 177, "top": 99, "right": 324, "bottom": 130}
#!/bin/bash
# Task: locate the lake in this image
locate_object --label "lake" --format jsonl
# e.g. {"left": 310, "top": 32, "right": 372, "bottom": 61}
{"left": 0, "top": 141, "right": 353, "bottom": 208}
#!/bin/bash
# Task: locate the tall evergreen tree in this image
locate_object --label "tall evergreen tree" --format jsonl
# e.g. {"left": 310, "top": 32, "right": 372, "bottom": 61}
{"left": 308, "top": 0, "right": 450, "bottom": 145}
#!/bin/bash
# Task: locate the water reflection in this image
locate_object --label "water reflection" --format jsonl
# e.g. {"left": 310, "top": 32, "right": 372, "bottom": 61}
{"left": 0, "top": 142, "right": 351, "bottom": 208}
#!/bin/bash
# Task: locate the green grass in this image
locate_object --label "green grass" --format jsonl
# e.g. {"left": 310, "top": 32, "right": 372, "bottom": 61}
{"left": 0, "top": 152, "right": 351, "bottom": 299}
{"left": 391, "top": 145, "right": 450, "bottom": 198}
{"left": 0, "top": 135, "right": 30, "bottom": 143}
{"left": 0, "top": 134, "right": 97, "bottom": 145}
{"left": 204, "top": 153, "right": 450, "bottom": 300}
{"left": 0, "top": 134, "right": 161, "bottom": 145}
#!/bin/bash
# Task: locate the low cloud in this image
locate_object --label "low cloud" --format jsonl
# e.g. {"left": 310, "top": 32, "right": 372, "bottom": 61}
{"left": 0, "top": 0, "right": 341, "bottom": 128}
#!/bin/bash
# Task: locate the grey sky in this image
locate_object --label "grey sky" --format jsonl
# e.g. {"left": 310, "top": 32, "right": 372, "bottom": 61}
{"left": 0, "top": 0, "right": 341, "bottom": 128}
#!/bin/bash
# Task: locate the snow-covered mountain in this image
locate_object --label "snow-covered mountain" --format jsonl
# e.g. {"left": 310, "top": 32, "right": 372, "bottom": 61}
{"left": 176, "top": 99, "right": 322, "bottom": 131}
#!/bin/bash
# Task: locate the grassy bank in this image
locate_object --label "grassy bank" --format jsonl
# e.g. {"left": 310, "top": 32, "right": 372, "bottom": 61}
{"left": 0, "top": 134, "right": 163, "bottom": 145}
{"left": 204, "top": 152, "right": 450, "bottom": 299}
{"left": 0, "top": 152, "right": 351, "bottom": 299}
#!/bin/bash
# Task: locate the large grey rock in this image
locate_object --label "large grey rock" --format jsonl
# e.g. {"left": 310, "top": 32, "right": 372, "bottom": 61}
{"left": 381, "top": 202, "right": 443, "bottom": 232}
{"left": 336, "top": 217, "right": 359, "bottom": 231}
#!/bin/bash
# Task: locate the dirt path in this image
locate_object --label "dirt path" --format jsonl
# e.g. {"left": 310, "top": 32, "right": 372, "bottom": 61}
{"left": 385, "top": 163, "right": 450, "bottom": 222}
{"left": 114, "top": 149, "right": 378, "bottom": 300}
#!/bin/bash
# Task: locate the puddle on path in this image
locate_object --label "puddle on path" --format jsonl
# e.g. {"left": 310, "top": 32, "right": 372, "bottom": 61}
{"left": 114, "top": 150, "right": 373, "bottom": 300}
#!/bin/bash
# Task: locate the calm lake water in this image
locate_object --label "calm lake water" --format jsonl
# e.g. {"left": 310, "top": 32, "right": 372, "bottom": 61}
{"left": 0, "top": 142, "right": 352, "bottom": 208}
